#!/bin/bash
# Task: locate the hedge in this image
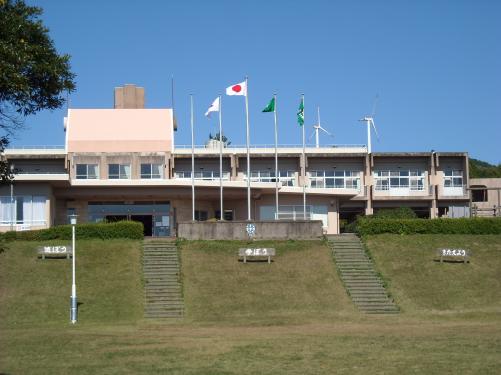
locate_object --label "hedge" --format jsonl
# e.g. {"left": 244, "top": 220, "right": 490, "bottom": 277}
{"left": 356, "top": 217, "right": 501, "bottom": 235}
{"left": 1, "top": 221, "right": 144, "bottom": 241}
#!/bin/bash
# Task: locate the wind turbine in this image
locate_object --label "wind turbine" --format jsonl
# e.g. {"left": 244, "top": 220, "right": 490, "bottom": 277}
{"left": 309, "top": 107, "right": 334, "bottom": 148}
{"left": 359, "top": 95, "right": 380, "bottom": 154}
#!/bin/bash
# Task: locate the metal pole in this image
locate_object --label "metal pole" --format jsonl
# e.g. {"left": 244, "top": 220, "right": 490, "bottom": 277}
{"left": 274, "top": 94, "right": 279, "bottom": 220}
{"left": 191, "top": 95, "right": 195, "bottom": 221}
{"left": 302, "top": 94, "right": 306, "bottom": 220}
{"left": 245, "top": 76, "right": 251, "bottom": 220}
{"left": 219, "top": 95, "right": 224, "bottom": 220}
{"left": 70, "top": 223, "right": 77, "bottom": 324}
{"left": 10, "top": 182, "right": 14, "bottom": 231}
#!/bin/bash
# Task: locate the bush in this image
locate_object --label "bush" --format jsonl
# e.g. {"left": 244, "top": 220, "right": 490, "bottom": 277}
{"left": 1, "top": 221, "right": 144, "bottom": 241}
{"left": 372, "top": 207, "right": 417, "bottom": 219}
{"left": 356, "top": 217, "right": 501, "bottom": 235}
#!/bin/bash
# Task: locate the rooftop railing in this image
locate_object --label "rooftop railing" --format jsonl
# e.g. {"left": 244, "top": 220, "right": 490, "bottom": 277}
{"left": 174, "top": 144, "right": 367, "bottom": 150}
{"left": 7, "top": 145, "right": 65, "bottom": 150}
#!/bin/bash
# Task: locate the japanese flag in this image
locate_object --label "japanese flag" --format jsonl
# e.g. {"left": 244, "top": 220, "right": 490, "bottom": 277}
{"left": 226, "top": 81, "right": 247, "bottom": 96}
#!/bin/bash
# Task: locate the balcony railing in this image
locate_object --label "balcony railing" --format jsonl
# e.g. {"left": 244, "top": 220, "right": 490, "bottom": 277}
{"left": 174, "top": 171, "right": 231, "bottom": 181}
{"left": 309, "top": 177, "right": 361, "bottom": 191}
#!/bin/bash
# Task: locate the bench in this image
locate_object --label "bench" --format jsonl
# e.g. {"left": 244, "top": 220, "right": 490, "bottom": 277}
{"left": 239, "top": 248, "right": 275, "bottom": 264}
{"left": 436, "top": 248, "right": 470, "bottom": 264}
{"left": 37, "top": 245, "right": 73, "bottom": 260}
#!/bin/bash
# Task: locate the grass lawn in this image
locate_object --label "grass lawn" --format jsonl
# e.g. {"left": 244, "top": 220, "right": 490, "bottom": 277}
{"left": 365, "top": 234, "right": 501, "bottom": 315}
{"left": 1, "top": 236, "right": 500, "bottom": 374}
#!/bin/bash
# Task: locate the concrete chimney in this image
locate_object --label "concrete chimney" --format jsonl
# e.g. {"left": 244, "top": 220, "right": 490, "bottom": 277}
{"left": 114, "top": 84, "right": 145, "bottom": 109}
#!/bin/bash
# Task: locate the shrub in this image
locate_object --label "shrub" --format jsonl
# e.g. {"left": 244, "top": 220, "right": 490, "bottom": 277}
{"left": 1, "top": 221, "right": 144, "bottom": 241}
{"left": 355, "top": 217, "right": 501, "bottom": 235}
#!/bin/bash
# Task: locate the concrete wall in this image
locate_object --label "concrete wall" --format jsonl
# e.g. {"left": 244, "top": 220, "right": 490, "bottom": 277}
{"left": 177, "top": 220, "right": 324, "bottom": 240}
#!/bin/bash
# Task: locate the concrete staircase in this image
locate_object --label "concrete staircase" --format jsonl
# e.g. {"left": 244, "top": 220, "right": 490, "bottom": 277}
{"left": 328, "top": 235, "right": 399, "bottom": 314}
{"left": 143, "top": 240, "right": 184, "bottom": 319}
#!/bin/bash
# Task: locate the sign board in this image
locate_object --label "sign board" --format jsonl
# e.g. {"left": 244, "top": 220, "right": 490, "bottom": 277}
{"left": 238, "top": 248, "right": 275, "bottom": 264}
{"left": 436, "top": 248, "right": 470, "bottom": 263}
{"left": 37, "top": 245, "right": 73, "bottom": 259}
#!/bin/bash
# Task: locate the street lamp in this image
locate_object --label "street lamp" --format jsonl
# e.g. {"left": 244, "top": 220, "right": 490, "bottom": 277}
{"left": 69, "top": 214, "right": 78, "bottom": 324}
{"left": 10, "top": 163, "right": 14, "bottom": 231}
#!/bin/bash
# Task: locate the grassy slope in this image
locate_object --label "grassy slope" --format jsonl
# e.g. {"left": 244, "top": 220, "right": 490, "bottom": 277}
{"left": 365, "top": 234, "right": 501, "bottom": 315}
{"left": 1, "top": 237, "right": 500, "bottom": 374}
{"left": 0, "top": 239, "right": 143, "bottom": 327}
{"left": 179, "top": 240, "right": 355, "bottom": 324}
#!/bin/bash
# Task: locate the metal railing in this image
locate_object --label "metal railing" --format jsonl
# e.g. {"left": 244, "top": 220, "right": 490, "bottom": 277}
{"left": 174, "top": 171, "right": 231, "bottom": 180}
{"left": 7, "top": 145, "right": 65, "bottom": 150}
{"left": 309, "top": 176, "right": 361, "bottom": 190}
{"left": 175, "top": 144, "right": 366, "bottom": 150}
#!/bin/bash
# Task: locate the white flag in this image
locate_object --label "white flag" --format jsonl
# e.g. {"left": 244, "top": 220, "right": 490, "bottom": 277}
{"left": 205, "top": 97, "right": 220, "bottom": 118}
{"left": 226, "top": 81, "right": 247, "bottom": 96}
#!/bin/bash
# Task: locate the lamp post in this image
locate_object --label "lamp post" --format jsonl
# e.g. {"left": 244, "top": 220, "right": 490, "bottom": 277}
{"left": 10, "top": 163, "right": 14, "bottom": 231}
{"left": 69, "top": 214, "right": 78, "bottom": 324}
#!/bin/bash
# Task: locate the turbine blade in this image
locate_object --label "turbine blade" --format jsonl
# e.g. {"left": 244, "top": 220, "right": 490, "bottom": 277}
{"left": 319, "top": 126, "right": 333, "bottom": 137}
{"left": 309, "top": 129, "right": 316, "bottom": 141}
{"left": 371, "top": 119, "right": 380, "bottom": 140}
{"left": 371, "top": 94, "right": 379, "bottom": 118}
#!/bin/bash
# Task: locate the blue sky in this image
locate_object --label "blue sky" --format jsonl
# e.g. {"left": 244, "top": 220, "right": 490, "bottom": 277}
{"left": 13, "top": 0, "right": 501, "bottom": 163}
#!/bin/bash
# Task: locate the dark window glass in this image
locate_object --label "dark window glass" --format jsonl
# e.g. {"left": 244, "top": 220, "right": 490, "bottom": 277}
{"left": 76, "top": 164, "right": 87, "bottom": 179}
{"left": 109, "top": 164, "right": 119, "bottom": 179}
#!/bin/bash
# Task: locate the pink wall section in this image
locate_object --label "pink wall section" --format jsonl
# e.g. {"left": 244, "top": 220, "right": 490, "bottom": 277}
{"left": 67, "top": 109, "right": 173, "bottom": 152}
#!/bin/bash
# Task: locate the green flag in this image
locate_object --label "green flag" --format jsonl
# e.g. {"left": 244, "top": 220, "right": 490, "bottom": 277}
{"left": 262, "top": 97, "right": 275, "bottom": 113}
{"left": 297, "top": 97, "right": 304, "bottom": 126}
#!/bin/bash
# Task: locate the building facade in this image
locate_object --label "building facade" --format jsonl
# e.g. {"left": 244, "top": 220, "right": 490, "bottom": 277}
{"left": 0, "top": 85, "right": 471, "bottom": 235}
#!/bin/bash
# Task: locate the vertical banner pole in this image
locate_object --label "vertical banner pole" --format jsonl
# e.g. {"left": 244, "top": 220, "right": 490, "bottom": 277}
{"left": 302, "top": 94, "right": 306, "bottom": 220}
{"left": 190, "top": 95, "right": 195, "bottom": 221}
{"left": 245, "top": 77, "right": 251, "bottom": 220}
{"left": 219, "top": 95, "right": 224, "bottom": 220}
{"left": 274, "top": 94, "right": 279, "bottom": 220}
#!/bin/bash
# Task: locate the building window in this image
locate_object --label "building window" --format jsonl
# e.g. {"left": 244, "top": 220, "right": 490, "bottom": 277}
{"left": 215, "top": 210, "right": 234, "bottom": 221}
{"left": 174, "top": 171, "right": 230, "bottom": 180}
{"left": 140, "top": 163, "right": 163, "bottom": 179}
{"left": 309, "top": 170, "right": 360, "bottom": 189}
{"left": 444, "top": 169, "right": 463, "bottom": 187}
{"left": 471, "top": 185, "right": 488, "bottom": 202}
{"left": 0, "top": 195, "right": 46, "bottom": 226}
{"left": 108, "top": 164, "right": 131, "bottom": 179}
{"left": 76, "top": 164, "right": 99, "bottom": 179}
{"left": 374, "top": 170, "right": 425, "bottom": 191}
{"left": 194, "top": 210, "right": 208, "bottom": 221}
{"left": 245, "top": 170, "right": 295, "bottom": 186}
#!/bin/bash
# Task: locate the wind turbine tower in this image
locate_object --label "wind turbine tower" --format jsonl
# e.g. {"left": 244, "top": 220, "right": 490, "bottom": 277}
{"left": 310, "top": 107, "right": 333, "bottom": 148}
{"left": 359, "top": 96, "right": 380, "bottom": 154}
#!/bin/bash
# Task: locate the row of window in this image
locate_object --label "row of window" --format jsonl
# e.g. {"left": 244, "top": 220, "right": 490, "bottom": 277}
{"left": 76, "top": 163, "right": 164, "bottom": 179}
{"left": 309, "top": 170, "right": 360, "bottom": 189}
{"left": 374, "top": 170, "right": 426, "bottom": 191}
{"left": 75, "top": 164, "right": 465, "bottom": 191}
{"left": 0, "top": 196, "right": 46, "bottom": 225}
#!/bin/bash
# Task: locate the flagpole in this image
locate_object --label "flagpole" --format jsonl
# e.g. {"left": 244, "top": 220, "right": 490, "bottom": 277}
{"left": 190, "top": 94, "right": 195, "bottom": 221}
{"left": 245, "top": 76, "right": 251, "bottom": 221}
{"left": 219, "top": 95, "right": 224, "bottom": 220}
{"left": 274, "top": 94, "right": 279, "bottom": 220}
{"left": 302, "top": 94, "right": 306, "bottom": 220}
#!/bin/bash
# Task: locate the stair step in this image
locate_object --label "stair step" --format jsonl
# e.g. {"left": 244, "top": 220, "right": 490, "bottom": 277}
{"left": 329, "top": 237, "right": 399, "bottom": 315}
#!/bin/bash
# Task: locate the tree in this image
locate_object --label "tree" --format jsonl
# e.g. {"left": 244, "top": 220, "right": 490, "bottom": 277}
{"left": 208, "top": 132, "right": 231, "bottom": 146}
{"left": 0, "top": 0, "right": 76, "bottom": 183}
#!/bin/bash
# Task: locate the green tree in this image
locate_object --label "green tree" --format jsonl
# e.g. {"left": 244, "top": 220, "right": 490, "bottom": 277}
{"left": 0, "top": 0, "right": 76, "bottom": 183}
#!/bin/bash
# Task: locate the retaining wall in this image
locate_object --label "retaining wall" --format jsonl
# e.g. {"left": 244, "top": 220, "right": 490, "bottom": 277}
{"left": 177, "top": 220, "right": 323, "bottom": 240}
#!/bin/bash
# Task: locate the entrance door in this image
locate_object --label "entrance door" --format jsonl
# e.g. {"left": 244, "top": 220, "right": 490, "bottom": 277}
{"left": 131, "top": 215, "right": 153, "bottom": 236}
